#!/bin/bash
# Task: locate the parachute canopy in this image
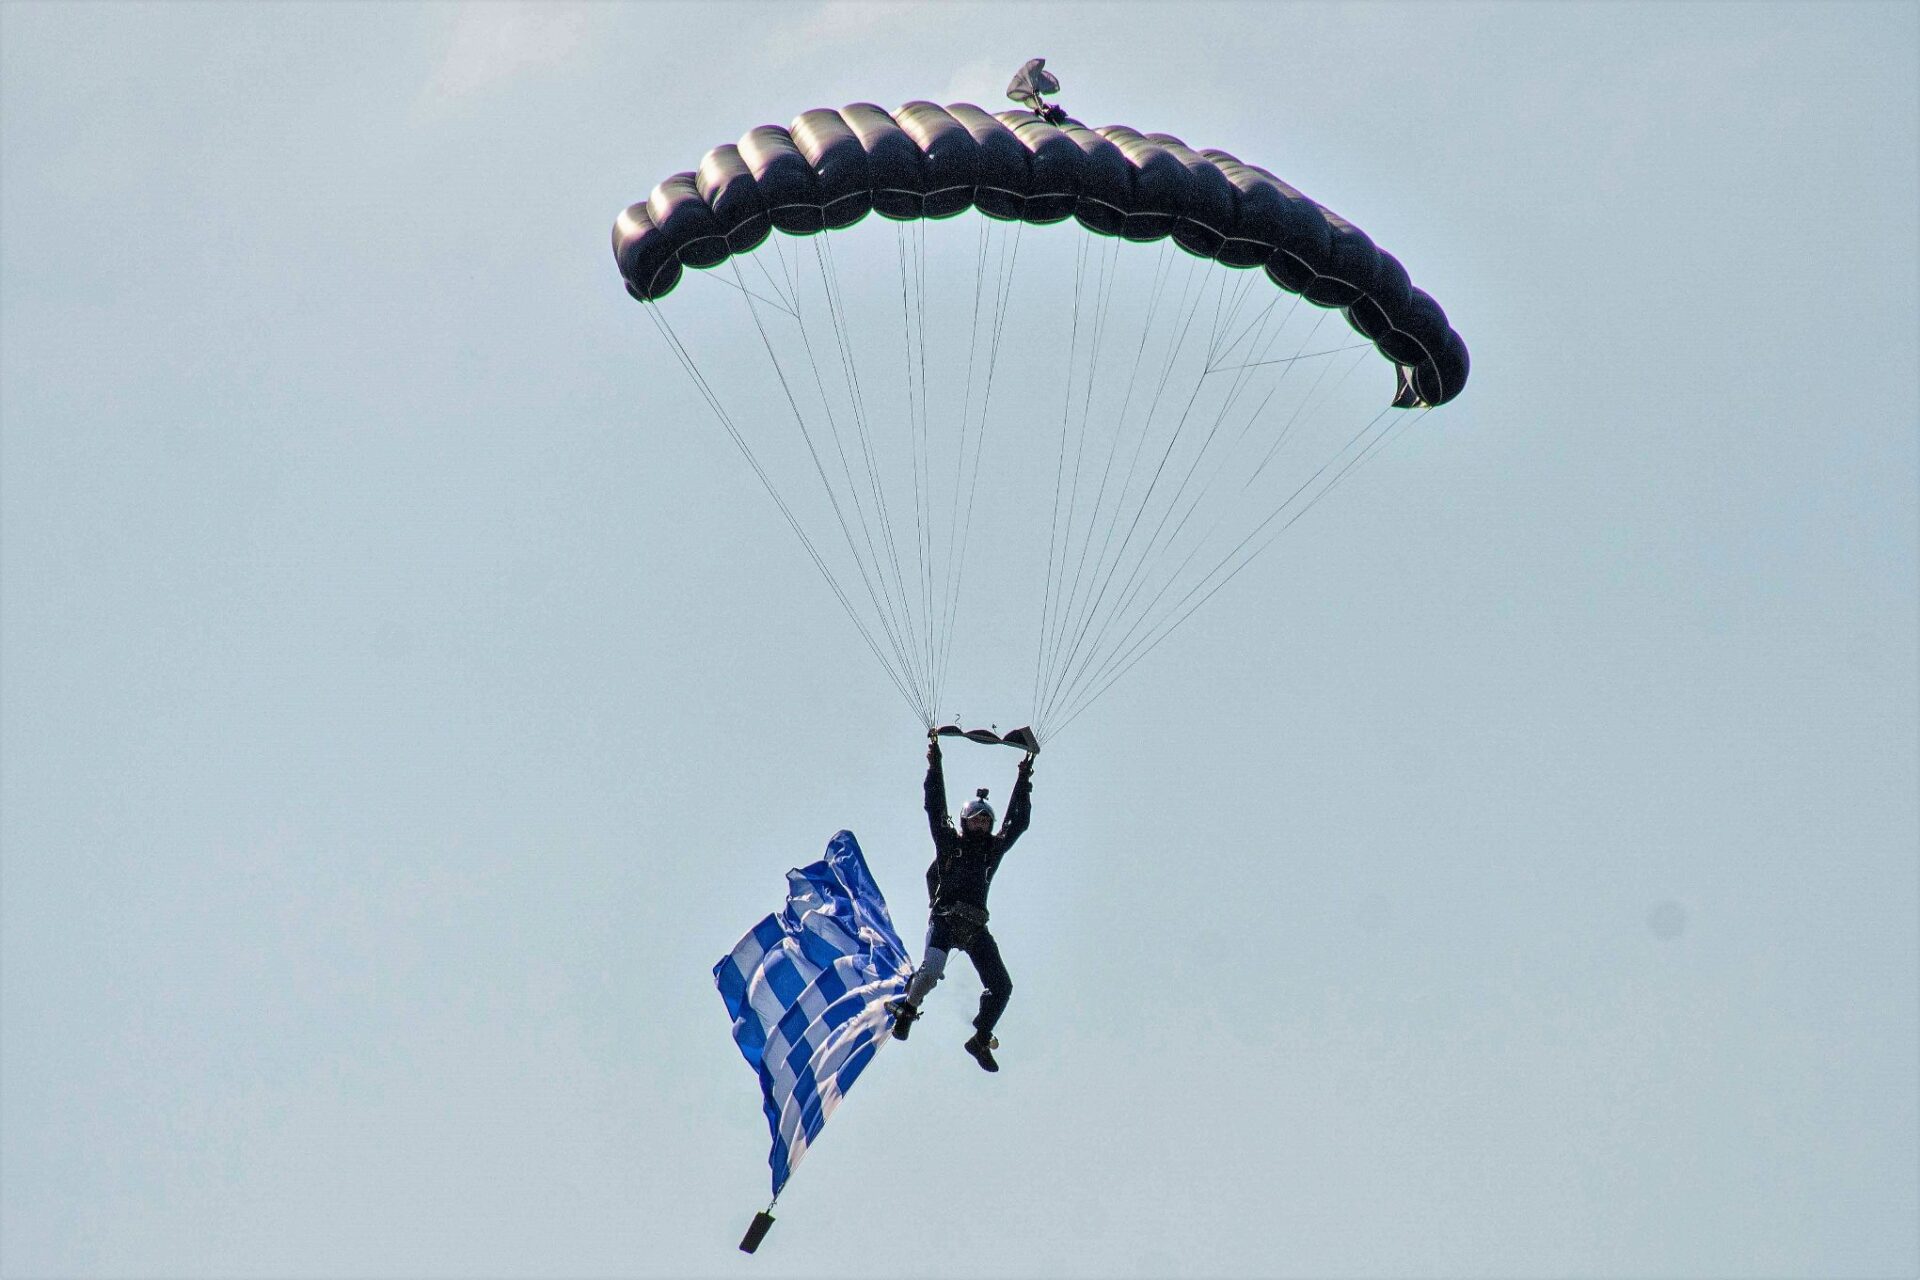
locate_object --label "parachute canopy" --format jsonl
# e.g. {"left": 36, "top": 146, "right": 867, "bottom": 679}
{"left": 614, "top": 100, "right": 1466, "bottom": 406}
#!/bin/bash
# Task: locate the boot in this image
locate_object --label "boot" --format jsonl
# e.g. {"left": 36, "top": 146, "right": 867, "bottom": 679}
{"left": 963, "top": 1030, "right": 999, "bottom": 1072}
{"left": 885, "top": 998, "right": 919, "bottom": 1041}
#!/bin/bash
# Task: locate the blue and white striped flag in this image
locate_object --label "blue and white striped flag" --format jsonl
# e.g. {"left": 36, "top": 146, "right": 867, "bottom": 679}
{"left": 714, "top": 829, "right": 912, "bottom": 1198}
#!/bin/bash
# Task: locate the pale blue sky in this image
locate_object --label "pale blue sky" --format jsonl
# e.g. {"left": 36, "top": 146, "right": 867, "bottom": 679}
{"left": 2, "top": 3, "right": 1916, "bottom": 1277}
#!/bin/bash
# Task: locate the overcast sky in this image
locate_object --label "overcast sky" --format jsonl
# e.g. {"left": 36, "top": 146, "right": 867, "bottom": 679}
{"left": 3, "top": 3, "right": 1916, "bottom": 1278}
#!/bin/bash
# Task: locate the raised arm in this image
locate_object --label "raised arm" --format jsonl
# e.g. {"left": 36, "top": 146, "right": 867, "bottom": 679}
{"left": 924, "top": 734, "right": 950, "bottom": 839}
{"left": 997, "top": 753, "right": 1035, "bottom": 848}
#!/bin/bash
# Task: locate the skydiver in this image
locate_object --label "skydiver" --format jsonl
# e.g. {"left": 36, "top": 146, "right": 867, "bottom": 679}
{"left": 885, "top": 732, "right": 1035, "bottom": 1072}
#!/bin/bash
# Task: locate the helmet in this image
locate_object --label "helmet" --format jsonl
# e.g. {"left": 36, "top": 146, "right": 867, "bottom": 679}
{"left": 959, "top": 788, "right": 994, "bottom": 829}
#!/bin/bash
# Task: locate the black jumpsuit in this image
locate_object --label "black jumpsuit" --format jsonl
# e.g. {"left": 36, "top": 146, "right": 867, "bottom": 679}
{"left": 921, "top": 743, "right": 1033, "bottom": 1036}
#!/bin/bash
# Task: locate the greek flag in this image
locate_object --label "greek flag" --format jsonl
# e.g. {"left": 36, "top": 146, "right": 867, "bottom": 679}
{"left": 714, "top": 829, "right": 912, "bottom": 1198}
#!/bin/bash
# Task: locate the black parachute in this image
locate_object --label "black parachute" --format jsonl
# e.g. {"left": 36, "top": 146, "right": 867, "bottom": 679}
{"left": 615, "top": 84, "right": 1469, "bottom": 742}
{"left": 616, "top": 101, "right": 1465, "bottom": 407}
